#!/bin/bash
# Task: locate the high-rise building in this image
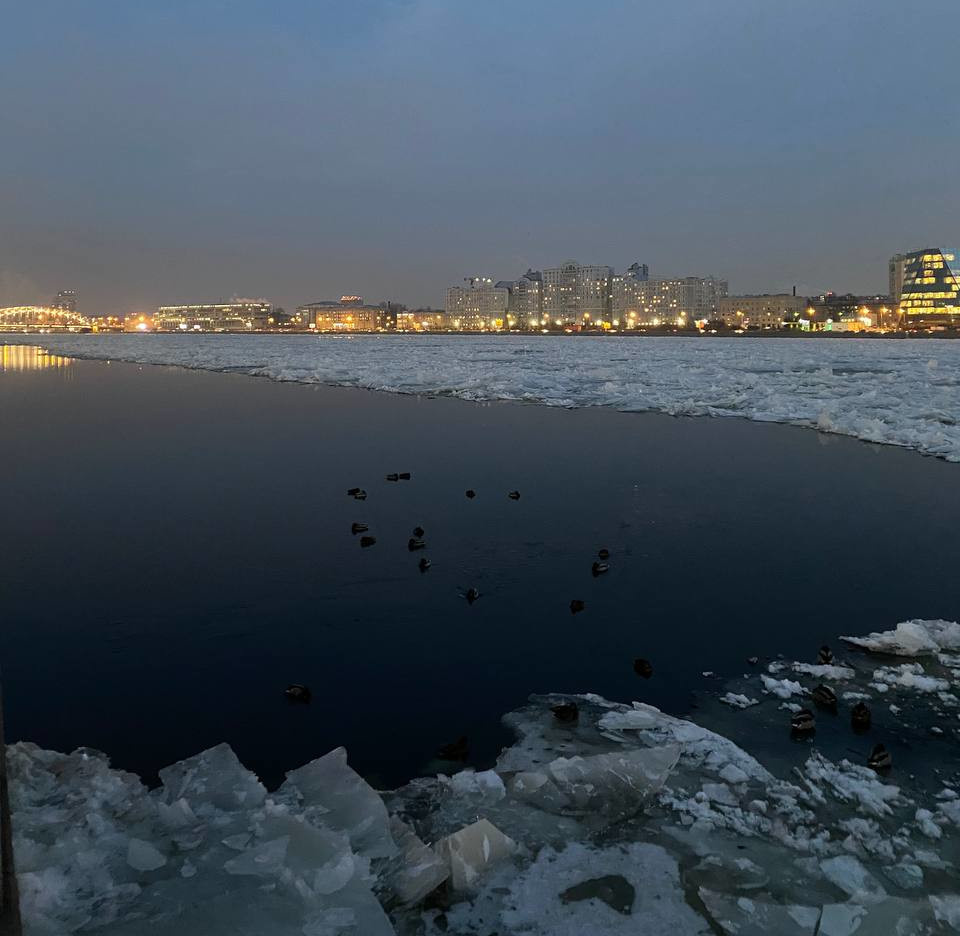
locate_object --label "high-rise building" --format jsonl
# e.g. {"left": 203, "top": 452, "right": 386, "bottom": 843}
{"left": 155, "top": 300, "right": 273, "bottom": 331}
{"left": 685, "top": 276, "right": 728, "bottom": 321}
{"left": 612, "top": 273, "right": 727, "bottom": 326}
{"left": 542, "top": 261, "right": 613, "bottom": 325}
{"left": 507, "top": 270, "right": 543, "bottom": 328}
{"left": 444, "top": 277, "right": 510, "bottom": 330}
{"left": 896, "top": 248, "right": 960, "bottom": 327}
{"left": 52, "top": 289, "right": 78, "bottom": 313}
{"left": 611, "top": 262, "right": 651, "bottom": 326}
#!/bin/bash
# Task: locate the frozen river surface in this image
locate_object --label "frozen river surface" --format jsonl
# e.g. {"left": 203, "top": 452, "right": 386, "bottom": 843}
{"left": 12, "top": 333, "right": 960, "bottom": 460}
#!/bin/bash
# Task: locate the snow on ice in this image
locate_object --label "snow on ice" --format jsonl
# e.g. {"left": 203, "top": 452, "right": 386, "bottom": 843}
{"left": 842, "top": 619, "right": 960, "bottom": 656}
{"left": 10, "top": 678, "right": 960, "bottom": 935}
{"left": 12, "top": 333, "right": 960, "bottom": 461}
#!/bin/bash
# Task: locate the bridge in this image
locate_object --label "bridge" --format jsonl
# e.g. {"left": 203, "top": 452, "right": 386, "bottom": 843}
{"left": 0, "top": 306, "right": 91, "bottom": 331}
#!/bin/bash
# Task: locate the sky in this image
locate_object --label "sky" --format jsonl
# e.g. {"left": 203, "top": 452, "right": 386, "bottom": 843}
{"left": 1, "top": 0, "right": 958, "bottom": 316}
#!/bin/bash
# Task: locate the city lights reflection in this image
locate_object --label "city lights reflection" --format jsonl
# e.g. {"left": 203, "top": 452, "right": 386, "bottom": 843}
{"left": 0, "top": 345, "right": 72, "bottom": 373}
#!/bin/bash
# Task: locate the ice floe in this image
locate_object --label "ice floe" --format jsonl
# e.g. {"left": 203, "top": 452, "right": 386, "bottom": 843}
{"left": 842, "top": 618, "right": 960, "bottom": 656}
{"left": 13, "top": 334, "right": 960, "bottom": 461}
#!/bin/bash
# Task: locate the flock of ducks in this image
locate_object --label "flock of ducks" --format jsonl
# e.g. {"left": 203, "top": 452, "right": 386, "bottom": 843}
{"left": 787, "top": 644, "right": 890, "bottom": 773}
{"left": 282, "top": 473, "right": 649, "bottom": 765}
{"left": 288, "top": 479, "right": 894, "bottom": 776}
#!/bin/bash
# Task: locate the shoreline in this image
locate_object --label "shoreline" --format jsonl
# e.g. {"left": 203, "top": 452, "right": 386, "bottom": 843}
{"left": 10, "top": 618, "right": 960, "bottom": 935}
{"left": 4, "top": 328, "right": 955, "bottom": 339}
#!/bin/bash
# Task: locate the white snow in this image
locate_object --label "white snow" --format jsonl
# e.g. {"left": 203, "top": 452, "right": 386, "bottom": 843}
{"left": 791, "top": 662, "right": 856, "bottom": 680}
{"left": 841, "top": 618, "right": 960, "bottom": 656}
{"left": 719, "top": 692, "right": 760, "bottom": 708}
{"left": 10, "top": 689, "right": 960, "bottom": 935}
{"left": 870, "top": 662, "right": 950, "bottom": 693}
{"left": 761, "top": 675, "right": 804, "bottom": 698}
{"left": 14, "top": 333, "right": 960, "bottom": 460}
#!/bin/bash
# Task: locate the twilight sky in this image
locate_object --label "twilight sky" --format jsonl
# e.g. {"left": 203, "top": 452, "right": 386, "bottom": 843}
{"left": 1, "top": 0, "right": 957, "bottom": 316}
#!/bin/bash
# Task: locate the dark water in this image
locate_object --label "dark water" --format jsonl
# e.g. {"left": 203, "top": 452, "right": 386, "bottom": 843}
{"left": 1, "top": 346, "right": 958, "bottom": 789}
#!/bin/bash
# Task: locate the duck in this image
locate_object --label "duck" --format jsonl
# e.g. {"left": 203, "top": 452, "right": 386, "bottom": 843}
{"left": 465, "top": 587, "right": 481, "bottom": 604}
{"left": 790, "top": 708, "right": 816, "bottom": 734}
{"left": 551, "top": 702, "right": 579, "bottom": 723}
{"left": 851, "top": 701, "right": 871, "bottom": 732}
{"left": 412, "top": 526, "right": 425, "bottom": 538}
{"left": 438, "top": 736, "right": 469, "bottom": 761}
{"left": 569, "top": 599, "right": 585, "bottom": 615}
{"left": 353, "top": 489, "right": 368, "bottom": 501}
{"left": 465, "top": 490, "right": 476, "bottom": 499}
{"left": 360, "top": 535, "right": 377, "bottom": 548}
{"left": 408, "top": 537, "right": 426, "bottom": 551}
{"left": 285, "top": 684, "right": 311, "bottom": 704}
{"left": 386, "top": 473, "right": 399, "bottom": 482}
{"left": 597, "top": 548, "right": 610, "bottom": 560}
{"left": 399, "top": 472, "right": 411, "bottom": 480}
{"left": 633, "top": 658, "right": 654, "bottom": 678}
{"left": 868, "top": 743, "right": 892, "bottom": 772}
{"left": 347, "top": 487, "right": 361, "bottom": 496}
{"left": 592, "top": 561, "right": 609, "bottom": 577}
{"left": 747, "top": 656, "right": 760, "bottom": 666}
{"left": 811, "top": 684, "right": 838, "bottom": 709}
{"left": 508, "top": 490, "right": 521, "bottom": 500}
{"left": 351, "top": 522, "right": 368, "bottom": 535}
{"left": 818, "top": 645, "right": 834, "bottom": 665}
{"left": 418, "top": 557, "right": 432, "bottom": 572}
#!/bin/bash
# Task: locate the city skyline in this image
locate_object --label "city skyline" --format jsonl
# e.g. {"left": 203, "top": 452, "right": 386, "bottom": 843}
{"left": 4, "top": 1, "right": 959, "bottom": 316}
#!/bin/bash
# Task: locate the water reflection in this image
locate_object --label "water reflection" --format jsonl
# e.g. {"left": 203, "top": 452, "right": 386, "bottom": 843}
{"left": 0, "top": 345, "right": 72, "bottom": 373}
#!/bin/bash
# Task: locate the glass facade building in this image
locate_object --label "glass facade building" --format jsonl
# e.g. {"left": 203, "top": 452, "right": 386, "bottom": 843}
{"left": 897, "top": 248, "right": 960, "bottom": 327}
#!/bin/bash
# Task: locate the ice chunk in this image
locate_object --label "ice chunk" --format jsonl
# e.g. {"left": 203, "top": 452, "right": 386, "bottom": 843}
{"left": 870, "top": 662, "right": 949, "bottom": 693}
{"left": 126, "top": 837, "right": 167, "bottom": 872}
{"left": 930, "top": 895, "right": 960, "bottom": 930}
{"left": 719, "top": 692, "right": 759, "bottom": 708}
{"left": 915, "top": 808, "right": 942, "bottom": 839}
{"left": 818, "top": 903, "right": 868, "bottom": 935}
{"left": 760, "top": 675, "right": 803, "bottom": 698}
{"left": 842, "top": 619, "right": 960, "bottom": 656}
{"left": 223, "top": 835, "right": 289, "bottom": 877}
{"left": 433, "top": 817, "right": 516, "bottom": 890}
{"left": 446, "top": 768, "right": 505, "bottom": 802}
{"left": 597, "top": 706, "right": 661, "bottom": 731}
{"left": 281, "top": 746, "right": 396, "bottom": 858}
{"left": 541, "top": 745, "right": 679, "bottom": 815}
{"left": 718, "top": 763, "right": 749, "bottom": 785}
{"left": 699, "top": 889, "right": 825, "bottom": 935}
{"left": 700, "top": 783, "right": 739, "bottom": 806}
{"left": 819, "top": 855, "right": 887, "bottom": 903}
{"left": 802, "top": 752, "right": 901, "bottom": 817}
{"left": 158, "top": 742, "right": 266, "bottom": 813}
{"left": 380, "top": 817, "right": 449, "bottom": 905}
{"left": 884, "top": 863, "right": 924, "bottom": 890}
{"left": 791, "top": 662, "right": 855, "bottom": 680}
{"left": 156, "top": 797, "right": 198, "bottom": 830}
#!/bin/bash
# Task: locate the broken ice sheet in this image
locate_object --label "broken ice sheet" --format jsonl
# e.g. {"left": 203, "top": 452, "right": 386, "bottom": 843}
{"left": 279, "top": 746, "right": 396, "bottom": 859}
{"left": 378, "top": 817, "right": 449, "bottom": 905}
{"left": 158, "top": 742, "right": 266, "bottom": 814}
{"left": 841, "top": 619, "right": 960, "bottom": 656}
{"left": 432, "top": 817, "right": 516, "bottom": 891}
